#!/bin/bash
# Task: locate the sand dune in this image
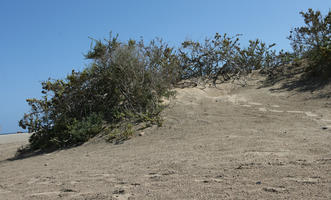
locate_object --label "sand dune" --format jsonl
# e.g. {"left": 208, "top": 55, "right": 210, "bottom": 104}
{"left": 0, "top": 80, "right": 330, "bottom": 199}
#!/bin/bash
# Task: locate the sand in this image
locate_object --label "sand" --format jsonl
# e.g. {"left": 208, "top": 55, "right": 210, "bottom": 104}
{"left": 0, "top": 133, "right": 31, "bottom": 144}
{"left": 0, "top": 80, "right": 330, "bottom": 199}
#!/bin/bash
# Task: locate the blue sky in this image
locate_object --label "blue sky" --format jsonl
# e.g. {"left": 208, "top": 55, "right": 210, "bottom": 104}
{"left": 0, "top": 0, "right": 330, "bottom": 133}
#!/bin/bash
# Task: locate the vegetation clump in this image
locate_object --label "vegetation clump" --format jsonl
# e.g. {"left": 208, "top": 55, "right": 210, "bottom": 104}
{"left": 288, "top": 8, "right": 331, "bottom": 78}
{"left": 19, "top": 35, "right": 179, "bottom": 150}
{"left": 179, "top": 34, "right": 290, "bottom": 84}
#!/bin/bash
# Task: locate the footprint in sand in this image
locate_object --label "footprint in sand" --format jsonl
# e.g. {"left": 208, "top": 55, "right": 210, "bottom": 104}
{"left": 249, "top": 102, "right": 263, "bottom": 106}
{"left": 305, "top": 112, "right": 319, "bottom": 117}
{"left": 284, "top": 176, "right": 320, "bottom": 184}
{"left": 263, "top": 186, "right": 287, "bottom": 193}
{"left": 287, "top": 110, "right": 304, "bottom": 114}
{"left": 269, "top": 109, "right": 284, "bottom": 113}
{"left": 27, "top": 177, "right": 39, "bottom": 185}
{"left": 241, "top": 104, "right": 252, "bottom": 107}
{"left": 113, "top": 193, "right": 133, "bottom": 200}
{"left": 29, "top": 191, "right": 62, "bottom": 197}
{"left": 145, "top": 172, "right": 163, "bottom": 181}
{"left": 287, "top": 110, "right": 319, "bottom": 118}
{"left": 258, "top": 107, "right": 267, "bottom": 112}
{"left": 27, "top": 176, "right": 55, "bottom": 185}
{"left": 112, "top": 187, "right": 135, "bottom": 200}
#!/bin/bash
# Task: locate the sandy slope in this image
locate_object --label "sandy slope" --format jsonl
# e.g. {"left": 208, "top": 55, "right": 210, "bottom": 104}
{"left": 0, "top": 81, "right": 330, "bottom": 200}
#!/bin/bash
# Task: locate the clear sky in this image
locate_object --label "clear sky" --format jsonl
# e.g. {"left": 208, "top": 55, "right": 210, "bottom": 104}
{"left": 0, "top": 0, "right": 330, "bottom": 134}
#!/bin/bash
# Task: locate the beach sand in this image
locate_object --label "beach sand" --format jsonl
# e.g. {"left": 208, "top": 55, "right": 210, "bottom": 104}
{"left": 0, "top": 80, "right": 330, "bottom": 199}
{"left": 0, "top": 133, "right": 31, "bottom": 144}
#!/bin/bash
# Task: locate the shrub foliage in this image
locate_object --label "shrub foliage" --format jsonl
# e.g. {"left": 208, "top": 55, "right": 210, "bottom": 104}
{"left": 289, "top": 8, "right": 331, "bottom": 77}
{"left": 179, "top": 34, "right": 289, "bottom": 83}
{"left": 19, "top": 35, "right": 179, "bottom": 150}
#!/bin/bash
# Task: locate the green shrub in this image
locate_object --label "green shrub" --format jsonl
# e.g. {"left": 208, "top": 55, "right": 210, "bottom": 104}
{"left": 19, "top": 34, "right": 179, "bottom": 151}
{"left": 66, "top": 113, "right": 104, "bottom": 145}
{"left": 179, "top": 33, "right": 241, "bottom": 79}
{"left": 26, "top": 113, "right": 103, "bottom": 150}
{"left": 288, "top": 8, "right": 331, "bottom": 77}
{"left": 179, "top": 33, "right": 289, "bottom": 83}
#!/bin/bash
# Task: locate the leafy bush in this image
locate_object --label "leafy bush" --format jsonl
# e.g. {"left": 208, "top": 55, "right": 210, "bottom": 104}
{"left": 179, "top": 33, "right": 241, "bottom": 80}
{"left": 288, "top": 9, "right": 331, "bottom": 77}
{"left": 66, "top": 113, "right": 104, "bottom": 145}
{"left": 233, "top": 39, "right": 292, "bottom": 75}
{"left": 26, "top": 113, "right": 103, "bottom": 150}
{"left": 19, "top": 34, "right": 179, "bottom": 150}
{"left": 179, "top": 33, "right": 289, "bottom": 84}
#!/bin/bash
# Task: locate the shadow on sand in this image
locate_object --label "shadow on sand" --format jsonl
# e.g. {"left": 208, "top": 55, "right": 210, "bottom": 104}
{"left": 0, "top": 148, "right": 54, "bottom": 163}
{"left": 259, "top": 65, "right": 331, "bottom": 99}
